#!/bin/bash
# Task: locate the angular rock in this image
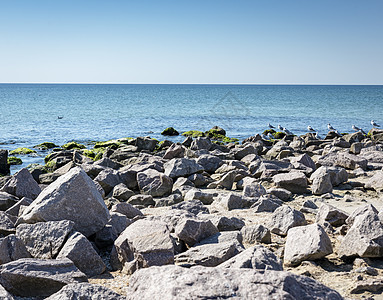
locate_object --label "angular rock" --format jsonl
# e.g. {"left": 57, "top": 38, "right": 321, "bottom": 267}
{"left": 184, "top": 188, "right": 214, "bottom": 205}
{"left": 215, "top": 170, "right": 237, "bottom": 189}
{"left": 233, "top": 144, "right": 257, "bottom": 160}
{"left": 0, "top": 234, "right": 31, "bottom": 264}
{"left": 137, "top": 169, "right": 173, "bottom": 197}
{"left": 242, "top": 181, "right": 266, "bottom": 198}
{"left": 365, "top": 170, "right": 383, "bottom": 192}
{"left": 316, "top": 203, "right": 349, "bottom": 227}
{"left": 109, "top": 212, "right": 131, "bottom": 235}
{"left": 292, "top": 153, "right": 316, "bottom": 170}
{"left": 17, "top": 167, "right": 110, "bottom": 237}
{"left": 1, "top": 168, "right": 41, "bottom": 200}
{"left": 126, "top": 265, "right": 343, "bottom": 299}
{"left": 218, "top": 193, "right": 246, "bottom": 210}
{"left": 112, "top": 183, "right": 135, "bottom": 201}
{"left": 0, "top": 192, "right": 19, "bottom": 211}
{"left": 251, "top": 195, "right": 282, "bottom": 213}
{"left": 203, "top": 215, "right": 245, "bottom": 231}
{"left": 164, "top": 158, "right": 204, "bottom": 178}
{"left": 190, "top": 137, "right": 212, "bottom": 151}
{"left": 16, "top": 220, "right": 74, "bottom": 259}
{"left": 171, "top": 199, "right": 209, "bottom": 215}
{"left": 45, "top": 283, "right": 125, "bottom": 300}
{"left": 273, "top": 171, "right": 308, "bottom": 194}
{"left": 311, "top": 172, "right": 333, "bottom": 195}
{"left": 163, "top": 143, "right": 185, "bottom": 160}
{"left": 0, "top": 212, "right": 15, "bottom": 235}
{"left": 94, "top": 169, "right": 124, "bottom": 194}
{"left": 0, "top": 258, "right": 87, "bottom": 297}
{"left": 175, "top": 218, "right": 218, "bottom": 246}
{"left": 114, "top": 219, "right": 174, "bottom": 274}
{"left": 0, "top": 283, "right": 14, "bottom": 300}
{"left": 266, "top": 187, "right": 292, "bottom": 201}
{"left": 110, "top": 202, "right": 143, "bottom": 219}
{"left": 220, "top": 245, "right": 282, "bottom": 270}
{"left": 127, "top": 194, "right": 155, "bottom": 207}
{"left": 268, "top": 205, "right": 307, "bottom": 236}
{"left": 196, "top": 154, "right": 223, "bottom": 173}
{"left": 57, "top": 231, "right": 106, "bottom": 277}
{"left": 284, "top": 223, "right": 333, "bottom": 266}
{"left": 94, "top": 157, "right": 122, "bottom": 170}
{"left": 5, "top": 197, "right": 32, "bottom": 217}
{"left": 241, "top": 224, "right": 271, "bottom": 244}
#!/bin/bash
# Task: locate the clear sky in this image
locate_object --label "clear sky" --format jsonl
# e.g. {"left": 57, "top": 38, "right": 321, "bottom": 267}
{"left": 1, "top": 0, "right": 382, "bottom": 84}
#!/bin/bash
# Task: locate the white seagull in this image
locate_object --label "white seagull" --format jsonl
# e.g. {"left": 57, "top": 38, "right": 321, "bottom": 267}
{"left": 283, "top": 127, "right": 293, "bottom": 135}
{"left": 268, "top": 123, "right": 275, "bottom": 129}
{"left": 278, "top": 124, "right": 284, "bottom": 131}
{"left": 352, "top": 125, "right": 366, "bottom": 134}
{"left": 371, "top": 120, "right": 381, "bottom": 128}
{"left": 327, "top": 123, "right": 336, "bottom": 131}
{"left": 307, "top": 125, "right": 316, "bottom": 132}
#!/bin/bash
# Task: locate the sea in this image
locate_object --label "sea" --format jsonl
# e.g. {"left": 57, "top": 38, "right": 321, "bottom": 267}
{"left": 0, "top": 84, "right": 382, "bottom": 174}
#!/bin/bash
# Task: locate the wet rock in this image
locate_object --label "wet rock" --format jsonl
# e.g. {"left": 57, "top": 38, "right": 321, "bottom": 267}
{"left": 273, "top": 171, "right": 308, "bottom": 194}
{"left": 17, "top": 167, "right": 110, "bottom": 237}
{"left": 137, "top": 169, "right": 173, "bottom": 197}
{"left": 114, "top": 219, "right": 174, "bottom": 274}
{"left": 241, "top": 224, "right": 271, "bottom": 244}
{"left": 268, "top": 205, "right": 307, "bottom": 236}
{"left": 1, "top": 168, "right": 41, "bottom": 200}
{"left": 220, "top": 245, "right": 282, "bottom": 270}
{"left": 0, "top": 234, "right": 31, "bottom": 264}
{"left": 46, "top": 283, "right": 125, "bottom": 300}
{"left": 284, "top": 223, "right": 333, "bottom": 266}
{"left": 316, "top": 203, "right": 349, "bottom": 227}
{"left": 164, "top": 158, "right": 204, "bottom": 178}
{"left": 175, "top": 218, "right": 218, "bottom": 246}
{"left": 126, "top": 265, "right": 343, "bottom": 299}
{"left": 0, "top": 258, "right": 87, "bottom": 297}
{"left": 57, "top": 231, "right": 106, "bottom": 277}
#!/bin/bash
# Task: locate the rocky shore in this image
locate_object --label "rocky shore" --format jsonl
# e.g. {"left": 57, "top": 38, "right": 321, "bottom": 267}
{"left": 0, "top": 126, "right": 383, "bottom": 299}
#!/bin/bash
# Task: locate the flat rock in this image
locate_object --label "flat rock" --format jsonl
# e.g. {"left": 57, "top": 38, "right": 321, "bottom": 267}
{"left": 126, "top": 265, "right": 343, "bottom": 299}
{"left": 110, "top": 202, "right": 143, "bottom": 219}
{"left": 164, "top": 158, "right": 204, "bottom": 178}
{"left": 1, "top": 168, "right": 41, "bottom": 200}
{"left": 0, "top": 258, "right": 87, "bottom": 297}
{"left": 284, "top": 223, "right": 333, "bottom": 266}
{"left": 17, "top": 167, "right": 110, "bottom": 237}
{"left": 365, "top": 170, "right": 383, "bottom": 192}
{"left": 316, "top": 203, "right": 349, "bottom": 227}
{"left": 268, "top": 205, "right": 307, "bottom": 236}
{"left": 273, "top": 171, "right": 308, "bottom": 194}
{"left": 175, "top": 218, "right": 218, "bottom": 246}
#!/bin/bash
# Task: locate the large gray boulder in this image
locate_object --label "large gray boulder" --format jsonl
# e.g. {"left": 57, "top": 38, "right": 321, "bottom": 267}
{"left": 268, "top": 205, "right": 307, "bottom": 236}
{"left": 241, "top": 224, "right": 271, "bottom": 244}
{"left": 137, "top": 169, "right": 173, "bottom": 197}
{"left": 126, "top": 265, "right": 343, "bottom": 299}
{"left": 46, "top": 283, "right": 125, "bottom": 300}
{"left": 112, "top": 183, "right": 135, "bottom": 201}
{"left": 338, "top": 204, "right": 383, "bottom": 258}
{"left": 17, "top": 167, "right": 110, "bottom": 237}
{"left": 273, "top": 171, "right": 308, "bottom": 194}
{"left": 164, "top": 158, "right": 204, "bottom": 178}
{"left": 184, "top": 188, "right": 214, "bottom": 205}
{"left": 284, "top": 223, "right": 333, "bottom": 266}
{"left": 57, "top": 231, "right": 106, "bottom": 277}
{"left": 114, "top": 219, "right": 174, "bottom": 274}
{"left": 163, "top": 144, "right": 185, "bottom": 160}
{"left": 0, "top": 192, "right": 19, "bottom": 211}
{"left": 310, "top": 171, "right": 333, "bottom": 195}
{"left": 0, "top": 258, "right": 87, "bottom": 297}
{"left": 190, "top": 137, "right": 212, "bottom": 151}
{"left": 316, "top": 203, "right": 349, "bottom": 227}
{"left": 0, "top": 284, "right": 13, "bottom": 300}
{"left": 365, "top": 171, "right": 383, "bottom": 192}
{"left": 220, "top": 245, "right": 282, "bottom": 271}
{"left": 218, "top": 193, "right": 247, "bottom": 210}
{"left": 110, "top": 202, "right": 143, "bottom": 219}
{"left": 195, "top": 154, "right": 223, "bottom": 173}
{"left": 0, "top": 234, "right": 31, "bottom": 264}
{"left": 16, "top": 220, "right": 74, "bottom": 259}
{"left": 175, "top": 218, "right": 218, "bottom": 246}
{"left": 1, "top": 168, "right": 41, "bottom": 200}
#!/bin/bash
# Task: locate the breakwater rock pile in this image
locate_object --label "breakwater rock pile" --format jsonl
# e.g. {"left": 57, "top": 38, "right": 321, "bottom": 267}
{"left": 0, "top": 127, "right": 383, "bottom": 299}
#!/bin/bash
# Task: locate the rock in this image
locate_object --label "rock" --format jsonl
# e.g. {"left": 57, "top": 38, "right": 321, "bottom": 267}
{"left": 284, "top": 223, "right": 333, "bottom": 266}
{"left": 127, "top": 194, "right": 155, "bottom": 207}
{"left": 214, "top": 170, "right": 237, "bottom": 190}
{"left": 171, "top": 199, "right": 209, "bottom": 215}
{"left": 266, "top": 187, "right": 292, "bottom": 201}
{"left": 175, "top": 240, "right": 243, "bottom": 267}
{"left": 0, "top": 212, "right": 15, "bottom": 235}
{"left": 163, "top": 144, "right": 185, "bottom": 159}
{"left": 311, "top": 166, "right": 348, "bottom": 188}
{"left": 310, "top": 172, "right": 333, "bottom": 195}
{"left": 316, "top": 203, "right": 349, "bottom": 227}
{"left": 16, "top": 220, "right": 74, "bottom": 259}
{"left": 94, "top": 224, "right": 118, "bottom": 249}
{"left": 94, "top": 169, "right": 125, "bottom": 194}
{"left": 5, "top": 197, "right": 32, "bottom": 217}
{"left": 204, "top": 215, "right": 245, "bottom": 231}
{"left": 196, "top": 155, "right": 223, "bottom": 173}
{"left": 154, "top": 194, "right": 183, "bottom": 207}
{"left": 110, "top": 212, "right": 131, "bottom": 235}
{"left": 365, "top": 170, "right": 383, "bottom": 192}
{"left": 300, "top": 199, "right": 319, "bottom": 214}
{"left": 112, "top": 183, "right": 135, "bottom": 201}
{"left": 110, "top": 202, "right": 143, "bottom": 219}
{"left": 45, "top": 283, "right": 125, "bottom": 300}
{"left": 175, "top": 218, "right": 218, "bottom": 246}
{"left": 318, "top": 152, "right": 368, "bottom": 170}
{"left": 187, "top": 173, "right": 206, "bottom": 187}
{"left": 218, "top": 193, "right": 246, "bottom": 210}
{"left": 164, "top": 158, "right": 204, "bottom": 178}
{"left": 349, "top": 278, "right": 383, "bottom": 294}
{"left": 273, "top": 171, "right": 308, "bottom": 194}
{"left": 161, "top": 127, "right": 179, "bottom": 136}
{"left": 293, "top": 153, "right": 316, "bottom": 170}
{"left": 350, "top": 142, "right": 362, "bottom": 154}
{"left": 135, "top": 137, "right": 158, "bottom": 152}
{"left": 57, "top": 231, "right": 106, "bottom": 277}
{"left": 1, "top": 168, "right": 41, "bottom": 200}
{"left": 0, "top": 283, "right": 14, "bottom": 299}
{"left": 251, "top": 195, "right": 282, "bottom": 213}
{"left": 17, "top": 167, "right": 110, "bottom": 237}
{"left": 0, "top": 192, "right": 19, "bottom": 211}
{"left": 190, "top": 137, "right": 212, "bottom": 151}
{"left": 339, "top": 204, "right": 383, "bottom": 258}
{"left": 0, "top": 234, "right": 31, "bottom": 264}
{"left": 137, "top": 169, "right": 173, "bottom": 197}
{"left": 268, "top": 205, "right": 307, "bottom": 236}
{"left": 241, "top": 224, "right": 271, "bottom": 244}
{"left": 184, "top": 188, "right": 214, "bottom": 205}
{"left": 126, "top": 265, "right": 343, "bottom": 299}
{"left": 114, "top": 219, "right": 174, "bottom": 274}
{"left": 0, "top": 150, "right": 10, "bottom": 176}
{"left": 233, "top": 144, "right": 257, "bottom": 160}
{"left": 220, "top": 245, "right": 282, "bottom": 270}
{"left": 0, "top": 258, "right": 87, "bottom": 297}
{"left": 93, "top": 157, "right": 122, "bottom": 169}
{"left": 242, "top": 181, "right": 266, "bottom": 198}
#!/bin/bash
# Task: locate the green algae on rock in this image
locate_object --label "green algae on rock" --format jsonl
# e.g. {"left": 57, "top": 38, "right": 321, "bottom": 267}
{"left": 62, "top": 142, "right": 86, "bottom": 150}
{"left": 182, "top": 130, "right": 205, "bottom": 138}
{"left": 263, "top": 129, "right": 276, "bottom": 136}
{"left": 161, "top": 127, "right": 179, "bottom": 136}
{"left": 274, "top": 132, "right": 286, "bottom": 139}
{"left": 83, "top": 148, "right": 105, "bottom": 161}
{"left": 9, "top": 147, "right": 37, "bottom": 155}
{"left": 8, "top": 156, "right": 23, "bottom": 165}
{"left": 33, "top": 142, "right": 59, "bottom": 150}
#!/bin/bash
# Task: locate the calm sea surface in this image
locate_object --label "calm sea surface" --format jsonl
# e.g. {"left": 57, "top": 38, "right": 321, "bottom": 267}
{"left": 1, "top": 84, "right": 382, "bottom": 172}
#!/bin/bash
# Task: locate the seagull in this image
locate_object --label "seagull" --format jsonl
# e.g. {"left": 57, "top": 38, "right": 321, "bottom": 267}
{"left": 315, "top": 132, "right": 322, "bottom": 140}
{"left": 283, "top": 127, "right": 293, "bottom": 135}
{"left": 58, "top": 116, "right": 63, "bottom": 119}
{"left": 371, "top": 120, "right": 381, "bottom": 128}
{"left": 327, "top": 123, "right": 336, "bottom": 131}
{"left": 268, "top": 123, "right": 275, "bottom": 129}
{"left": 278, "top": 124, "right": 284, "bottom": 131}
{"left": 335, "top": 130, "right": 342, "bottom": 137}
{"left": 352, "top": 125, "right": 366, "bottom": 134}
{"left": 307, "top": 125, "right": 316, "bottom": 132}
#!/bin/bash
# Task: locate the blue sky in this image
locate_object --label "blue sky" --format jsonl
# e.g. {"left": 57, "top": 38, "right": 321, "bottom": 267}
{"left": 0, "top": 0, "right": 382, "bottom": 84}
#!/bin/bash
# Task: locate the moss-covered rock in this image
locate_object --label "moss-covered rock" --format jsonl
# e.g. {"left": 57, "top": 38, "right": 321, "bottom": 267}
{"left": 274, "top": 132, "right": 286, "bottom": 139}
{"left": 263, "top": 129, "right": 276, "bottom": 136}
{"left": 45, "top": 160, "right": 57, "bottom": 171}
{"left": 206, "top": 126, "right": 226, "bottom": 136}
{"left": 33, "top": 142, "right": 59, "bottom": 150}
{"left": 182, "top": 130, "right": 205, "bottom": 138}
{"left": 94, "top": 140, "right": 121, "bottom": 149}
{"left": 8, "top": 156, "right": 22, "bottom": 165}
{"left": 9, "top": 147, "right": 36, "bottom": 155}
{"left": 83, "top": 148, "right": 105, "bottom": 161}
{"left": 62, "top": 142, "right": 86, "bottom": 150}
{"left": 161, "top": 127, "right": 179, "bottom": 136}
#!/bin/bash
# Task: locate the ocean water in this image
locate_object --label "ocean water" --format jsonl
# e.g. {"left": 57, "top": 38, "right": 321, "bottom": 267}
{"left": 0, "top": 84, "right": 382, "bottom": 173}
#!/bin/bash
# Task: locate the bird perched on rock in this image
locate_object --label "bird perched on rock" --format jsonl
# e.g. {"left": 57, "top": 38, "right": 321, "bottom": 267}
{"left": 352, "top": 125, "right": 366, "bottom": 134}
{"left": 268, "top": 123, "right": 275, "bottom": 129}
{"left": 371, "top": 120, "right": 380, "bottom": 128}
{"left": 327, "top": 123, "right": 336, "bottom": 131}
{"left": 283, "top": 127, "right": 293, "bottom": 135}
{"left": 278, "top": 124, "right": 284, "bottom": 131}
{"left": 307, "top": 125, "right": 316, "bottom": 132}
{"left": 334, "top": 130, "right": 342, "bottom": 137}
{"left": 315, "top": 132, "right": 322, "bottom": 140}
